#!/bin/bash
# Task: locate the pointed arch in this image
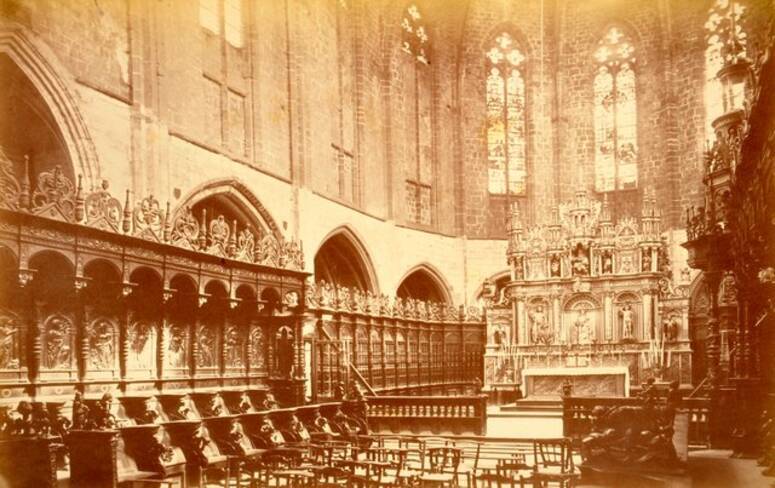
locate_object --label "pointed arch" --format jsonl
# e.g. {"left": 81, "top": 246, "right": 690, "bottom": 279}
{"left": 313, "top": 225, "right": 378, "bottom": 293}
{"left": 0, "top": 23, "right": 99, "bottom": 185}
{"left": 173, "top": 178, "right": 283, "bottom": 241}
{"left": 396, "top": 263, "right": 452, "bottom": 304}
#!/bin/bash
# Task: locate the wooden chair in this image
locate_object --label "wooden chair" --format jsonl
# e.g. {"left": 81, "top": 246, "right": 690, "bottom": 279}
{"left": 473, "top": 469, "right": 521, "bottom": 488}
{"left": 256, "top": 452, "right": 315, "bottom": 487}
{"left": 531, "top": 438, "right": 579, "bottom": 488}
{"left": 418, "top": 447, "right": 461, "bottom": 487}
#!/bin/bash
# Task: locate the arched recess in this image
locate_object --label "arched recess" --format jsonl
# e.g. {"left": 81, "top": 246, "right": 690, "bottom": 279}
{"left": 174, "top": 179, "right": 283, "bottom": 242}
{"left": 0, "top": 25, "right": 98, "bottom": 184}
{"left": 313, "top": 226, "right": 378, "bottom": 293}
{"left": 688, "top": 273, "right": 711, "bottom": 385}
{"left": 396, "top": 264, "right": 452, "bottom": 303}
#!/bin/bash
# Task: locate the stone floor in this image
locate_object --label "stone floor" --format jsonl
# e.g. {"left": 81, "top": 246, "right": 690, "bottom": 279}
{"left": 487, "top": 406, "right": 774, "bottom": 487}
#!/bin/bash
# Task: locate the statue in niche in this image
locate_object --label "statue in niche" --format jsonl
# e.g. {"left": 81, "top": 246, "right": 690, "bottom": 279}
{"left": 571, "top": 243, "right": 590, "bottom": 276}
{"left": 663, "top": 315, "right": 680, "bottom": 342}
{"left": 276, "top": 326, "right": 294, "bottom": 378}
{"left": 550, "top": 255, "right": 561, "bottom": 278}
{"left": 574, "top": 307, "right": 593, "bottom": 344}
{"left": 642, "top": 250, "right": 653, "bottom": 272}
{"left": 530, "top": 305, "right": 553, "bottom": 345}
{"left": 166, "top": 324, "right": 187, "bottom": 368}
{"left": 45, "top": 315, "right": 71, "bottom": 369}
{"left": 601, "top": 250, "right": 613, "bottom": 275}
{"left": 619, "top": 303, "right": 635, "bottom": 341}
{"left": 0, "top": 314, "right": 19, "bottom": 369}
{"left": 492, "top": 324, "right": 507, "bottom": 346}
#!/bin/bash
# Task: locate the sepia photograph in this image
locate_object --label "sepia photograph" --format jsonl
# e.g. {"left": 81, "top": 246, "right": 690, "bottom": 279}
{"left": 0, "top": 0, "right": 773, "bottom": 486}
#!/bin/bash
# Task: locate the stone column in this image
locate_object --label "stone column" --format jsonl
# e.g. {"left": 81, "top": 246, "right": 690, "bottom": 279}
{"left": 641, "top": 291, "right": 652, "bottom": 341}
{"left": 604, "top": 292, "right": 614, "bottom": 342}
{"left": 515, "top": 297, "right": 526, "bottom": 345}
{"left": 551, "top": 294, "right": 561, "bottom": 344}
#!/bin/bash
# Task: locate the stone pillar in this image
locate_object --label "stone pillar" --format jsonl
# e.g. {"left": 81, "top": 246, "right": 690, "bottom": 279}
{"left": 551, "top": 294, "right": 562, "bottom": 344}
{"left": 604, "top": 292, "right": 614, "bottom": 342}
{"left": 642, "top": 291, "right": 652, "bottom": 340}
{"left": 515, "top": 298, "right": 526, "bottom": 345}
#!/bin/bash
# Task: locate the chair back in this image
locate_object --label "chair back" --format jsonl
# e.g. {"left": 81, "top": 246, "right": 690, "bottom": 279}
{"left": 427, "top": 447, "right": 462, "bottom": 474}
{"left": 399, "top": 436, "right": 426, "bottom": 470}
{"left": 532, "top": 438, "right": 573, "bottom": 473}
{"left": 474, "top": 469, "right": 521, "bottom": 488}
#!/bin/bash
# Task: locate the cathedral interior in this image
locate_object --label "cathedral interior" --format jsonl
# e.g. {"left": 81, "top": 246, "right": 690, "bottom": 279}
{"left": 0, "top": 0, "right": 773, "bottom": 486}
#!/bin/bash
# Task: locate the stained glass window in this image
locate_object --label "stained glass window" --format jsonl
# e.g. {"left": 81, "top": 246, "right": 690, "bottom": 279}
{"left": 593, "top": 27, "right": 638, "bottom": 192}
{"left": 200, "top": 0, "right": 244, "bottom": 48}
{"left": 486, "top": 32, "right": 526, "bottom": 195}
{"left": 705, "top": 0, "right": 747, "bottom": 134}
{"left": 199, "top": 0, "right": 220, "bottom": 34}
{"left": 224, "top": 0, "right": 243, "bottom": 48}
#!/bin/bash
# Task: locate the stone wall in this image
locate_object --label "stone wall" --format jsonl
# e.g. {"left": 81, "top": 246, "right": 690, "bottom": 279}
{"left": 0, "top": 0, "right": 768, "bottom": 305}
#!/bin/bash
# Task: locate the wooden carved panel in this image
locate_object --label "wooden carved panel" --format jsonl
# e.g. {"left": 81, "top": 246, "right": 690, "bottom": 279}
{"left": 249, "top": 325, "right": 265, "bottom": 372}
{"left": 127, "top": 319, "right": 157, "bottom": 376}
{"left": 196, "top": 324, "right": 217, "bottom": 368}
{"left": 224, "top": 324, "right": 245, "bottom": 369}
{"left": 0, "top": 309, "right": 22, "bottom": 370}
{"left": 85, "top": 317, "right": 118, "bottom": 373}
{"left": 42, "top": 313, "right": 74, "bottom": 370}
{"left": 165, "top": 322, "right": 189, "bottom": 370}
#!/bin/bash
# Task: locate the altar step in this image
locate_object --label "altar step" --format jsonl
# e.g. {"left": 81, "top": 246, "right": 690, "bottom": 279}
{"left": 498, "top": 397, "right": 564, "bottom": 412}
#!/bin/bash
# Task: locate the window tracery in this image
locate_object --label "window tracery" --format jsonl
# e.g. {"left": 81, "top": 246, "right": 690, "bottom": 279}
{"left": 593, "top": 27, "right": 638, "bottom": 192}
{"left": 486, "top": 32, "right": 527, "bottom": 195}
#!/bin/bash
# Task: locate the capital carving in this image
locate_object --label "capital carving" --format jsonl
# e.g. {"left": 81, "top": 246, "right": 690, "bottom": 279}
{"left": 18, "top": 268, "right": 35, "bottom": 287}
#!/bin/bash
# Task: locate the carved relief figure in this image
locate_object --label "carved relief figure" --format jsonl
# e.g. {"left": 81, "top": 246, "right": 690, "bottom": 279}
{"left": 574, "top": 307, "right": 593, "bottom": 344}
{"left": 250, "top": 327, "right": 265, "bottom": 369}
{"left": 619, "top": 303, "right": 635, "bottom": 340}
{"left": 224, "top": 325, "right": 243, "bottom": 367}
{"left": 44, "top": 315, "right": 72, "bottom": 369}
{"left": 166, "top": 323, "right": 187, "bottom": 368}
{"left": 197, "top": 325, "right": 216, "bottom": 367}
{"left": 530, "top": 305, "right": 553, "bottom": 345}
{"left": 0, "top": 314, "right": 19, "bottom": 369}
{"left": 87, "top": 319, "right": 115, "bottom": 369}
{"left": 128, "top": 321, "right": 154, "bottom": 370}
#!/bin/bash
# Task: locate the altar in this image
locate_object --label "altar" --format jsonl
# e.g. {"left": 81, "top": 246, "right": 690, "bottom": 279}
{"left": 521, "top": 366, "right": 629, "bottom": 399}
{"left": 481, "top": 190, "right": 694, "bottom": 396}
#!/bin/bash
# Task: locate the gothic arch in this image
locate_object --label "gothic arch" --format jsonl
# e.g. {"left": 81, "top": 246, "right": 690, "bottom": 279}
{"left": 0, "top": 23, "right": 99, "bottom": 184}
{"left": 173, "top": 178, "right": 283, "bottom": 241}
{"left": 396, "top": 263, "right": 452, "bottom": 304}
{"left": 313, "top": 225, "right": 378, "bottom": 293}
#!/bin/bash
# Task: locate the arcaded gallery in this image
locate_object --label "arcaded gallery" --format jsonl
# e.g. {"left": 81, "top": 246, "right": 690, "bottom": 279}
{"left": 0, "top": 0, "right": 772, "bottom": 486}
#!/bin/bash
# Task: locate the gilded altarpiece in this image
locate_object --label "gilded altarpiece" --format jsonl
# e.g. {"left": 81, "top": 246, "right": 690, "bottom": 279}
{"left": 483, "top": 190, "right": 693, "bottom": 398}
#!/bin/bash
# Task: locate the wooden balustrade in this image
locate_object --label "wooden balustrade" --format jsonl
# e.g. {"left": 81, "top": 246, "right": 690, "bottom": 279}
{"left": 364, "top": 394, "right": 488, "bottom": 436}
{"left": 562, "top": 395, "right": 710, "bottom": 448}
